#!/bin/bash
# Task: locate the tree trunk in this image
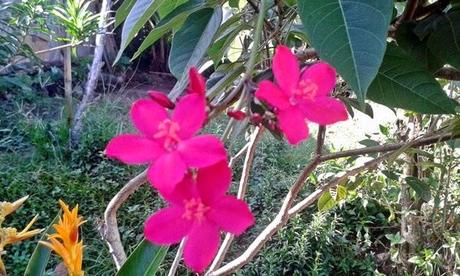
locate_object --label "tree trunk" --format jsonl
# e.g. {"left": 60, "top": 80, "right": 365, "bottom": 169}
{"left": 63, "top": 46, "right": 73, "bottom": 126}
{"left": 399, "top": 115, "right": 423, "bottom": 272}
{"left": 70, "top": 0, "right": 112, "bottom": 146}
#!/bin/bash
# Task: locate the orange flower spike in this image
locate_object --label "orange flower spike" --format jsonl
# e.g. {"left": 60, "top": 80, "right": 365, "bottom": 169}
{"left": 40, "top": 200, "right": 85, "bottom": 276}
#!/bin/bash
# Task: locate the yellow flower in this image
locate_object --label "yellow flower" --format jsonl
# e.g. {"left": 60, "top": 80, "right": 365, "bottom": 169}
{"left": 0, "top": 196, "right": 29, "bottom": 222}
{"left": 1, "top": 216, "right": 42, "bottom": 245}
{"left": 40, "top": 200, "right": 85, "bottom": 276}
{"left": 0, "top": 196, "right": 41, "bottom": 276}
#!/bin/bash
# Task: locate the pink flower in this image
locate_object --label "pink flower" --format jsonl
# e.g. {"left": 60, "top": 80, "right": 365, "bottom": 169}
{"left": 105, "top": 93, "right": 227, "bottom": 193}
{"left": 255, "top": 45, "right": 348, "bottom": 144}
{"left": 144, "top": 162, "right": 254, "bottom": 273}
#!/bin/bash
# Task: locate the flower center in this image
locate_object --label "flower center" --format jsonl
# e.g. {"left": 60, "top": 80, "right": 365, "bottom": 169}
{"left": 290, "top": 79, "right": 318, "bottom": 105}
{"left": 182, "top": 198, "right": 210, "bottom": 223}
{"left": 154, "top": 119, "right": 181, "bottom": 151}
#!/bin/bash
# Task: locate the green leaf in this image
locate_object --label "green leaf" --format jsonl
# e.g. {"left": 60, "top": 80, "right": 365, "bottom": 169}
{"left": 131, "top": 13, "right": 188, "bottom": 60}
{"left": 117, "top": 240, "right": 169, "bottom": 276}
{"left": 396, "top": 22, "right": 443, "bottom": 72}
{"left": 284, "top": 0, "right": 296, "bottom": 7}
{"left": 168, "top": 7, "right": 222, "bottom": 79}
{"left": 359, "top": 139, "right": 380, "bottom": 147}
{"left": 339, "top": 96, "right": 374, "bottom": 118}
{"left": 406, "top": 176, "right": 432, "bottom": 202}
{"left": 158, "top": 0, "right": 188, "bottom": 18}
{"left": 208, "top": 17, "right": 247, "bottom": 64}
{"left": 206, "top": 62, "right": 245, "bottom": 98}
{"left": 318, "top": 191, "right": 336, "bottom": 211}
{"left": 428, "top": 9, "right": 460, "bottom": 70}
{"left": 297, "top": 0, "right": 393, "bottom": 105}
{"left": 132, "top": 0, "right": 208, "bottom": 59}
{"left": 131, "top": 0, "right": 205, "bottom": 60}
{"left": 24, "top": 212, "right": 61, "bottom": 276}
{"left": 115, "top": 0, "right": 167, "bottom": 63}
{"left": 336, "top": 185, "right": 347, "bottom": 201}
{"left": 367, "top": 44, "right": 458, "bottom": 114}
{"left": 114, "top": 0, "right": 135, "bottom": 28}
{"left": 229, "top": 0, "right": 239, "bottom": 8}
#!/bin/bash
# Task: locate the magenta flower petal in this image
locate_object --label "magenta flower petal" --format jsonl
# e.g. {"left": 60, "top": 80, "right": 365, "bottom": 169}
{"left": 188, "top": 67, "right": 206, "bottom": 95}
{"left": 196, "top": 161, "right": 232, "bottom": 205}
{"left": 301, "top": 97, "right": 349, "bottom": 125}
{"left": 105, "top": 134, "right": 164, "bottom": 164}
{"left": 255, "top": 80, "right": 290, "bottom": 110}
{"left": 208, "top": 195, "right": 254, "bottom": 235}
{"left": 160, "top": 174, "right": 198, "bottom": 206}
{"left": 277, "top": 108, "right": 309, "bottom": 145}
{"left": 172, "top": 94, "right": 207, "bottom": 139}
{"left": 130, "top": 99, "right": 169, "bottom": 137}
{"left": 148, "top": 152, "right": 187, "bottom": 193}
{"left": 144, "top": 206, "right": 190, "bottom": 244}
{"left": 183, "top": 221, "right": 220, "bottom": 273}
{"left": 300, "top": 62, "right": 337, "bottom": 97}
{"left": 273, "top": 45, "right": 300, "bottom": 92}
{"left": 178, "top": 135, "right": 227, "bottom": 168}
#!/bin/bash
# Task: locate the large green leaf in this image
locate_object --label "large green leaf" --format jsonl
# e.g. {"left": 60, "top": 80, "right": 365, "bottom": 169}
{"left": 405, "top": 176, "right": 432, "bottom": 202}
{"left": 131, "top": 0, "right": 207, "bottom": 60}
{"left": 367, "top": 44, "right": 458, "bottom": 114}
{"left": 23, "top": 213, "right": 61, "bottom": 276}
{"left": 396, "top": 22, "right": 443, "bottom": 73}
{"left": 428, "top": 9, "right": 460, "bottom": 70}
{"left": 114, "top": 0, "right": 135, "bottom": 28}
{"left": 115, "top": 0, "right": 167, "bottom": 63}
{"left": 116, "top": 240, "right": 169, "bottom": 276}
{"left": 158, "top": 0, "right": 188, "bottom": 18}
{"left": 168, "top": 7, "right": 222, "bottom": 79}
{"left": 168, "top": 7, "right": 223, "bottom": 100}
{"left": 297, "top": 0, "right": 393, "bottom": 104}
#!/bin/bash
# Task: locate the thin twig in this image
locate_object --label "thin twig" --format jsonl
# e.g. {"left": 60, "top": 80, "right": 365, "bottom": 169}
{"left": 319, "top": 132, "right": 458, "bottom": 162}
{"left": 219, "top": 0, "right": 268, "bottom": 140}
{"left": 168, "top": 239, "right": 186, "bottom": 276}
{"left": 208, "top": 127, "right": 326, "bottom": 275}
{"left": 100, "top": 170, "right": 148, "bottom": 269}
{"left": 288, "top": 152, "right": 394, "bottom": 217}
{"left": 209, "top": 127, "right": 265, "bottom": 272}
{"left": 209, "top": 129, "right": 457, "bottom": 275}
{"left": 396, "top": 0, "right": 420, "bottom": 26}
{"left": 229, "top": 142, "right": 250, "bottom": 168}
{"left": 238, "top": 127, "right": 265, "bottom": 199}
{"left": 247, "top": 0, "right": 275, "bottom": 32}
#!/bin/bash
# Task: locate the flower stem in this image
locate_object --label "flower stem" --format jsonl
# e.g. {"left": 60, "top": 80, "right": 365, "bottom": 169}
{"left": 167, "top": 238, "right": 186, "bottom": 276}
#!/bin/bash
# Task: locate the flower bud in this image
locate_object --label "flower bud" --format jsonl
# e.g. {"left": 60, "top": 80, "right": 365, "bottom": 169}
{"left": 188, "top": 67, "right": 206, "bottom": 95}
{"left": 250, "top": 113, "right": 263, "bottom": 125}
{"left": 148, "top": 91, "right": 175, "bottom": 109}
{"left": 227, "top": 110, "right": 246, "bottom": 121}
